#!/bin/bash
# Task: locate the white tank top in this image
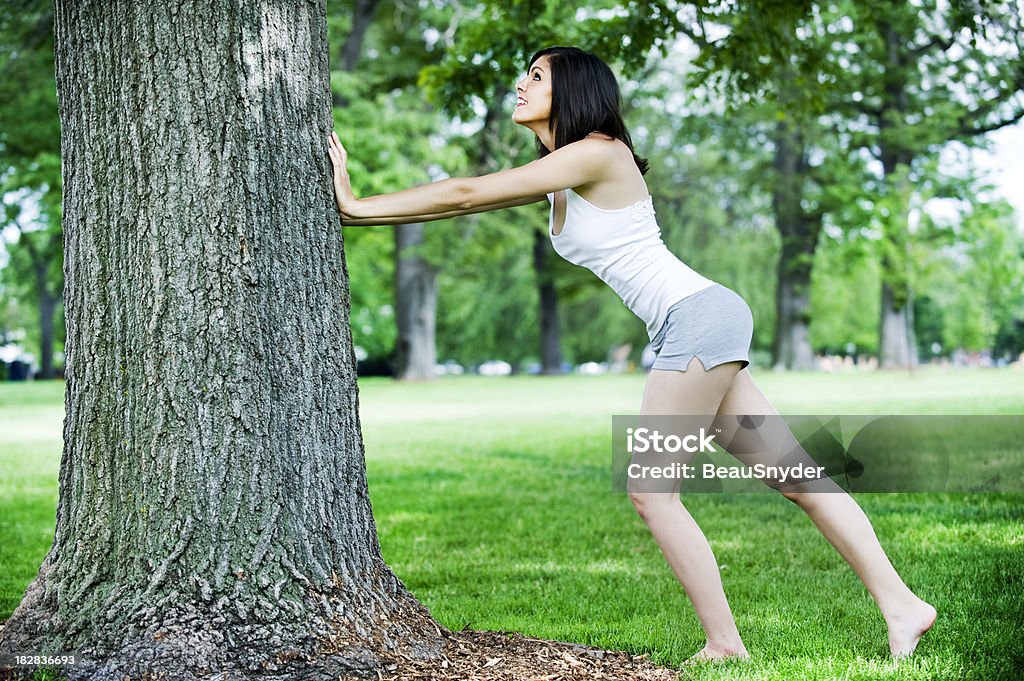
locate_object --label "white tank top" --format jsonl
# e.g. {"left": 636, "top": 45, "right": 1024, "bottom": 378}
{"left": 547, "top": 188, "right": 716, "bottom": 339}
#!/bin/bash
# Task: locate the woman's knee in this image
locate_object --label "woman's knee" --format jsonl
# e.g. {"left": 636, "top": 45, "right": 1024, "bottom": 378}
{"left": 628, "top": 491, "right": 678, "bottom": 522}
{"left": 777, "top": 476, "right": 845, "bottom": 506}
{"left": 779, "top": 487, "right": 809, "bottom": 507}
{"left": 778, "top": 486, "right": 828, "bottom": 511}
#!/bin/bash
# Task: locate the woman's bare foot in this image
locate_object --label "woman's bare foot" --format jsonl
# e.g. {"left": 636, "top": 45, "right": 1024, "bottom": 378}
{"left": 887, "top": 598, "right": 937, "bottom": 658}
{"left": 683, "top": 642, "right": 749, "bottom": 665}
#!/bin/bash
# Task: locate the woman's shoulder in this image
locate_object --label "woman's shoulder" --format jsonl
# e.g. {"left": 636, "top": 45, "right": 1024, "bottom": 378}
{"left": 566, "top": 133, "right": 631, "bottom": 169}
{"left": 582, "top": 133, "right": 635, "bottom": 160}
{"left": 547, "top": 136, "right": 624, "bottom": 179}
{"left": 580, "top": 132, "right": 622, "bottom": 152}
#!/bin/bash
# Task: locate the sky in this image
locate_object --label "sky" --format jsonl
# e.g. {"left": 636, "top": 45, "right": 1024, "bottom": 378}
{"left": 966, "top": 121, "right": 1024, "bottom": 229}
{"left": 917, "top": 120, "right": 1024, "bottom": 231}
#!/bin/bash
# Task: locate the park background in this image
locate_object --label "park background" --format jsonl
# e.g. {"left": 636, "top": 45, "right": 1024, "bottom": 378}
{"left": 2, "top": 1, "right": 1024, "bottom": 378}
{"left": 1, "top": 1, "right": 1023, "bottom": 680}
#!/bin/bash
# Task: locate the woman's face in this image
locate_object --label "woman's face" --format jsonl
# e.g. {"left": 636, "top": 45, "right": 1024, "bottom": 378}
{"left": 512, "top": 56, "right": 553, "bottom": 127}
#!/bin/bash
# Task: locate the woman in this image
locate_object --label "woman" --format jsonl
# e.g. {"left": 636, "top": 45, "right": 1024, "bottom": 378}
{"left": 327, "top": 46, "right": 936, "bottom": 663}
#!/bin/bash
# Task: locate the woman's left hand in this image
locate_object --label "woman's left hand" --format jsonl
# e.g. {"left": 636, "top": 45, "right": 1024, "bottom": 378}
{"left": 327, "top": 131, "right": 357, "bottom": 215}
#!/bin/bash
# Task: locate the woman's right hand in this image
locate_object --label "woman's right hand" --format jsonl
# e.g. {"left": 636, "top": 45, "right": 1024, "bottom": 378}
{"left": 327, "top": 131, "right": 357, "bottom": 215}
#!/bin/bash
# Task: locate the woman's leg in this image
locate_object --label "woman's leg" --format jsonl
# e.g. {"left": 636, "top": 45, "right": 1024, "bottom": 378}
{"left": 629, "top": 356, "right": 748, "bottom": 662}
{"left": 714, "top": 368, "right": 936, "bottom": 658}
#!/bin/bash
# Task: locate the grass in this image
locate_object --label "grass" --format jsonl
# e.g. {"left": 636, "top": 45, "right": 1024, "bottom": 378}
{"left": 1, "top": 367, "right": 1022, "bottom": 680}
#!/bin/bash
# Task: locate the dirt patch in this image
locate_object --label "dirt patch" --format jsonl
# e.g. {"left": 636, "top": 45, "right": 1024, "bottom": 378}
{"left": 362, "top": 629, "right": 682, "bottom": 681}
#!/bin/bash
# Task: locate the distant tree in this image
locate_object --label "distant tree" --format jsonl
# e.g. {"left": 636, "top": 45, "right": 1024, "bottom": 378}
{"left": 836, "top": 1, "right": 1023, "bottom": 367}
{"left": 0, "top": 1, "right": 63, "bottom": 378}
{"left": 937, "top": 195, "right": 1024, "bottom": 357}
{"left": 677, "top": 1, "right": 1023, "bottom": 369}
{"left": 0, "top": 200, "right": 63, "bottom": 379}
{"left": 420, "top": 1, "right": 697, "bottom": 371}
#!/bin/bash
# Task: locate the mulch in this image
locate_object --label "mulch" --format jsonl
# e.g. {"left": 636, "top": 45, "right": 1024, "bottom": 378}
{"left": 363, "top": 629, "right": 683, "bottom": 681}
{"left": 0, "top": 620, "right": 684, "bottom": 680}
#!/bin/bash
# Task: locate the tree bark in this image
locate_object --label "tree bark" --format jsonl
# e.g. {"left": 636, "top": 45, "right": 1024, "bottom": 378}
{"left": 532, "top": 228, "right": 563, "bottom": 374}
{"left": 394, "top": 224, "right": 438, "bottom": 381}
{"left": 770, "top": 119, "right": 819, "bottom": 371}
{"left": 0, "top": 2, "right": 439, "bottom": 679}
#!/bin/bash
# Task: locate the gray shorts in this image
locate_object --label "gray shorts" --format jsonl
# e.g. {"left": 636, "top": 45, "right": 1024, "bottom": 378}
{"left": 650, "top": 284, "right": 753, "bottom": 372}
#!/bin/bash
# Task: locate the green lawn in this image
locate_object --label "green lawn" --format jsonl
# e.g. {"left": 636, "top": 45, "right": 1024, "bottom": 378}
{"left": 1, "top": 368, "right": 1022, "bottom": 680}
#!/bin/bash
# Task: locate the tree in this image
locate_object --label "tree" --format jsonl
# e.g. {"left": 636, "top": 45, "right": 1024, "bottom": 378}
{"left": 0, "top": 0, "right": 64, "bottom": 379}
{"left": 394, "top": 221, "right": 439, "bottom": 380}
{"left": 464, "top": 101, "right": 566, "bottom": 374}
{"left": 677, "top": 1, "right": 1023, "bottom": 370}
{"left": 837, "top": 0, "right": 1024, "bottom": 367}
{"left": 338, "top": 0, "right": 438, "bottom": 382}
{"left": 331, "top": 0, "right": 469, "bottom": 381}
{"left": 679, "top": 16, "right": 833, "bottom": 370}
{"left": 922, "top": 192, "right": 1024, "bottom": 359}
{"left": 0, "top": 2, "right": 441, "bottom": 677}
{"left": 0, "top": 199, "right": 63, "bottom": 379}
{"left": 532, "top": 224, "right": 564, "bottom": 374}
{"left": 421, "top": 0, "right": 683, "bottom": 373}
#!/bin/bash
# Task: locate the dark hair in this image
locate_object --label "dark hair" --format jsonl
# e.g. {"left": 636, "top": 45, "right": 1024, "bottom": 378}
{"left": 527, "top": 46, "right": 649, "bottom": 175}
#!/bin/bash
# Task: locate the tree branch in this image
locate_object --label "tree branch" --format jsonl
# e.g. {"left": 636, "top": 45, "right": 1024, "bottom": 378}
{"left": 677, "top": 23, "right": 711, "bottom": 50}
{"left": 958, "top": 105, "right": 1024, "bottom": 137}
{"left": 910, "top": 31, "right": 956, "bottom": 59}
{"left": 956, "top": 58, "right": 1024, "bottom": 136}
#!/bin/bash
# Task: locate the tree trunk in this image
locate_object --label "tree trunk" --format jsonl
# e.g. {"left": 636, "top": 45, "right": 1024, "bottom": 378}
{"left": 341, "top": 0, "right": 382, "bottom": 73}
{"left": 394, "top": 224, "right": 438, "bottom": 381}
{"left": 770, "top": 119, "right": 819, "bottom": 371}
{"left": 875, "top": 18, "right": 918, "bottom": 370}
{"left": 470, "top": 101, "right": 566, "bottom": 373}
{"left": 875, "top": 167, "right": 917, "bottom": 369}
{"left": 772, "top": 273, "right": 817, "bottom": 371}
{"left": 36, "top": 276, "right": 57, "bottom": 380}
{"left": 879, "top": 281, "right": 918, "bottom": 369}
{"left": 532, "top": 228, "right": 563, "bottom": 374}
{"left": 332, "top": 0, "right": 382, "bottom": 107}
{"left": 16, "top": 230, "right": 62, "bottom": 380}
{"left": 0, "top": 2, "right": 439, "bottom": 679}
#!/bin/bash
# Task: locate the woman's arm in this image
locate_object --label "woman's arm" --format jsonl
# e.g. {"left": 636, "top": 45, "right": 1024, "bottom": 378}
{"left": 341, "top": 194, "right": 548, "bottom": 226}
{"left": 328, "top": 131, "right": 608, "bottom": 220}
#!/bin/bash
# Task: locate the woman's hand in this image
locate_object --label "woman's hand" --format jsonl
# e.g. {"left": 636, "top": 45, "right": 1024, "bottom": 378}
{"left": 327, "top": 131, "right": 357, "bottom": 216}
